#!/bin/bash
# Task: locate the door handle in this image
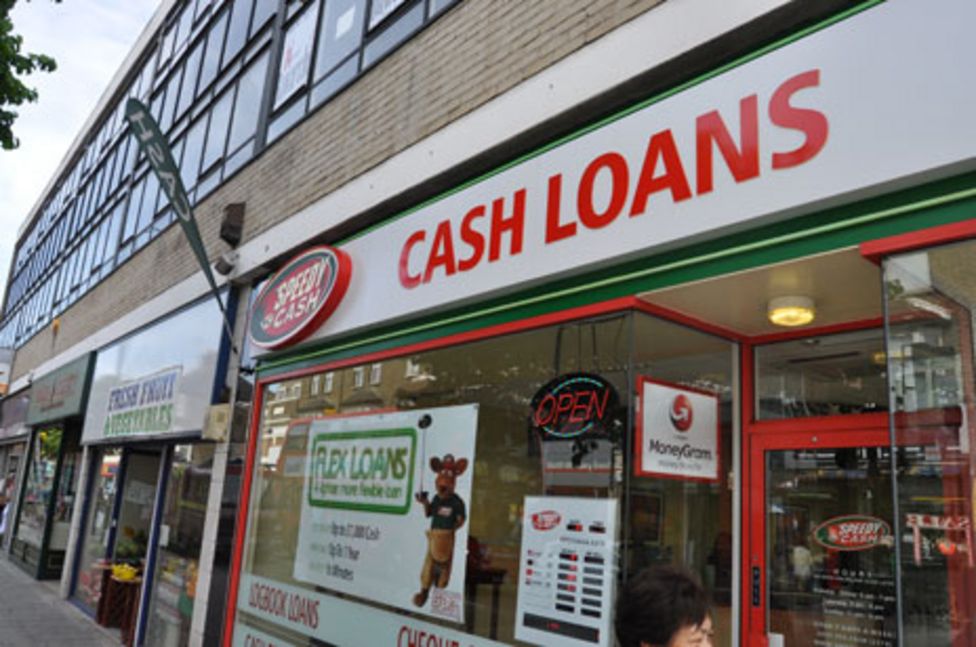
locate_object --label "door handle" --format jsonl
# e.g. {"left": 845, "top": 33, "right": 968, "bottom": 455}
{"left": 751, "top": 565, "right": 761, "bottom": 606}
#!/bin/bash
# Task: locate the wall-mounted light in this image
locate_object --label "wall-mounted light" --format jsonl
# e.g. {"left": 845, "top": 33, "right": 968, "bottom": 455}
{"left": 768, "top": 296, "right": 815, "bottom": 327}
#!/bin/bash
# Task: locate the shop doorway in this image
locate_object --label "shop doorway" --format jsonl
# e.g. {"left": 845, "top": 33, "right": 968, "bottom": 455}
{"left": 114, "top": 450, "right": 162, "bottom": 564}
{"left": 72, "top": 448, "right": 163, "bottom": 634}
{"left": 744, "top": 419, "right": 898, "bottom": 647}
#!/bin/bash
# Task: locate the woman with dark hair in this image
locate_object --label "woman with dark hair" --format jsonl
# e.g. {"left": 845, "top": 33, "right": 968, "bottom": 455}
{"left": 615, "top": 565, "right": 715, "bottom": 647}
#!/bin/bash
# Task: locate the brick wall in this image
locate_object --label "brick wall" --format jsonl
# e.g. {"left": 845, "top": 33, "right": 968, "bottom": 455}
{"left": 12, "top": 0, "right": 665, "bottom": 381}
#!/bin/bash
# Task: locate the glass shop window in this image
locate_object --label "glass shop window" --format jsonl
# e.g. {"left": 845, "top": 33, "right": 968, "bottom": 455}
{"left": 884, "top": 239, "right": 976, "bottom": 645}
{"left": 14, "top": 427, "right": 66, "bottom": 553}
{"left": 233, "top": 311, "right": 735, "bottom": 646}
{"left": 755, "top": 328, "right": 888, "bottom": 419}
{"left": 144, "top": 444, "right": 215, "bottom": 646}
{"left": 73, "top": 448, "right": 122, "bottom": 615}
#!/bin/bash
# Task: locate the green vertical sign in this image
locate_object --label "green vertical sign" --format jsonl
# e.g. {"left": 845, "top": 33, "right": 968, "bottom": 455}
{"left": 124, "top": 98, "right": 223, "bottom": 308}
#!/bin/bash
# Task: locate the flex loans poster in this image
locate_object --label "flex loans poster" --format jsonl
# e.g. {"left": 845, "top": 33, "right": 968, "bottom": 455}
{"left": 515, "top": 497, "right": 619, "bottom": 647}
{"left": 294, "top": 405, "right": 478, "bottom": 624}
{"left": 636, "top": 377, "right": 720, "bottom": 482}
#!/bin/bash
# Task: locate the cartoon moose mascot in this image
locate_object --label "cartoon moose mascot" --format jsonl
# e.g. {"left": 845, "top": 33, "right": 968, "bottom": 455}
{"left": 413, "top": 453, "right": 468, "bottom": 607}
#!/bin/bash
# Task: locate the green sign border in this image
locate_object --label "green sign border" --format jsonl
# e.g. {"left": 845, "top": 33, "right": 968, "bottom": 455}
{"left": 307, "top": 427, "right": 417, "bottom": 515}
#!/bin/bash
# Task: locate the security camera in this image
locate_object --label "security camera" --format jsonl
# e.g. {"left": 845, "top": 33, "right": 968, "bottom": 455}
{"left": 214, "top": 250, "right": 239, "bottom": 276}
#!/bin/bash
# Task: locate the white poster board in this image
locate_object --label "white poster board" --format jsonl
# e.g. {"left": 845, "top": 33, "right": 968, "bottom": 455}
{"left": 636, "top": 378, "right": 720, "bottom": 482}
{"left": 294, "top": 405, "right": 478, "bottom": 624}
{"left": 515, "top": 496, "right": 618, "bottom": 647}
{"left": 275, "top": 5, "right": 318, "bottom": 108}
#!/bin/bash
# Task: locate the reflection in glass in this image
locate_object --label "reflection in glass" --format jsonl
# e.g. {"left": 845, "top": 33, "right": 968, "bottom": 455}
{"left": 631, "top": 314, "right": 735, "bottom": 635}
{"left": 73, "top": 448, "right": 122, "bottom": 614}
{"left": 15, "top": 426, "right": 63, "bottom": 550}
{"left": 114, "top": 452, "right": 161, "bottom": 563}
{"left": 884, "top": 239, "right": 976, "bottom": 644}
{"left": 145, "top": 444, "right": 213, "bottom": 646}
{"left": 226, "top": 51, "right": 270, "bottom": 156}
{"left": 756, "top": 329, "right": 888, "bottom": 420}
{"left": 235, "top": 311, "right": 735, "bottom": 646}
{"left": 766, "top": 446, "right": 897, "bottom": 647}
{"left": 315, "top": 0, "right": 364, "bottom": 80}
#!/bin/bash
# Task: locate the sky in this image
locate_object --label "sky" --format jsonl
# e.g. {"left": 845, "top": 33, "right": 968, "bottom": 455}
{"left": 0, "top": 0, "right": 161, "bottom": 293}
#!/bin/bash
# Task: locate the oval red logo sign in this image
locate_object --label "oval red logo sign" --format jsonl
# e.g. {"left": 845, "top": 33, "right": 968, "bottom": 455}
{"left": 248, "top": 246, "right": 352, "bottom": 350}
{"left": 812, "top": 515, "right": 891, "bottom": 551}
{"left": 531, "top": 510, "right": 561, "bottom": 531}
{"left": 670, "top": 394, "right": 693, "bottom": 432}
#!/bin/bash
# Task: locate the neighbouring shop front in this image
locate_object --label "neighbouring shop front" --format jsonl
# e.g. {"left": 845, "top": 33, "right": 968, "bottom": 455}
{"left": 0, "top": 387, "right": 31, "bottom": 550}
{"left": 222, "top": 2, "right": 976, "bottom": 646}
{"left": 10, "top": 353, "right": 93, "bottom": 579}
{"left": 68, "top": 295, "right": 232, "bottom": 646}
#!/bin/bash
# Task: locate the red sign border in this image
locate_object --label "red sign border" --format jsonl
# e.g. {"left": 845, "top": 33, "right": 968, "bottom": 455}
{"left": 634, "top": 376, "right": 722, "bottom": 484}
{"left": 249, "top": 245, "right": 353, "bottom": 350}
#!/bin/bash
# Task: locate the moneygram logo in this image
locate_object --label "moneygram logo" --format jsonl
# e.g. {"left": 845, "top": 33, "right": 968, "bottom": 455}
{"left": 669, "top": 394, "right": 693, "bottom": 432}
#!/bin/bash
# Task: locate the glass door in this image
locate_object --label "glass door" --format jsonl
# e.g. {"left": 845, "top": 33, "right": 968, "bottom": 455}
{"left": 746, "top": 423, "right": 899, "bottom": 647}
{"left": 73, "top": 448, "right": 122, "bottom": 614}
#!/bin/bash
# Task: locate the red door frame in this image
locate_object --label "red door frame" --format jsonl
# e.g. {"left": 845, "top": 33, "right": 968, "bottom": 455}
{"left": 740, "top": 410, "right": 890, "bottom": 647}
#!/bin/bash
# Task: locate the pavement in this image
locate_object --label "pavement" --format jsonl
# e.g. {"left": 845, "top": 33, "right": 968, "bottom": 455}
{"left": 0, "top": 556, "right": 119, "bottom": 646}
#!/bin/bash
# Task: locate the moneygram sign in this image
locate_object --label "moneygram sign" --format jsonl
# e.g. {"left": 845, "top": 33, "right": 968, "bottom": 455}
{"left": 636, "top": 377, "right": 719, "bottom": 482}
{"left": 307, "top": 428, "right": 416, "bottom": 514}
{"left": 249, "top": 246, "right": 352, "bottom": 350}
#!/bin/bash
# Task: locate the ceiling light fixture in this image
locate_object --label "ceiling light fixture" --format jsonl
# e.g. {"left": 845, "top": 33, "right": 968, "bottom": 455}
{"left": 768, "top": 296, "right": 816, "bottom": 327}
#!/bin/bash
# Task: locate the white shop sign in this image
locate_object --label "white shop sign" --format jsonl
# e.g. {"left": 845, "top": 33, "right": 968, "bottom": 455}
{"left": 260, "top": 0, "right": 976, "bottom": 356}
{"left": 82, "top": 297, "right": 224, "bottom": 444}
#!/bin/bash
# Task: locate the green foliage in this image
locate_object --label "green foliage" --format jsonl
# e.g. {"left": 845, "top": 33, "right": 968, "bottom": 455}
{"left": 0, "top": 0, "right": 57, "bottom": 150}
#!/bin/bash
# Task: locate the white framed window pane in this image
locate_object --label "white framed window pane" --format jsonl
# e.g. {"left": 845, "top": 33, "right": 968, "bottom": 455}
{"left": 274, "top": 4, "right": 319, "bottom": 110}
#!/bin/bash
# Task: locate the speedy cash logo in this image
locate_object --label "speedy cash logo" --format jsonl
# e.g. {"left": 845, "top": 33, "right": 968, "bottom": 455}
{"left": 248, "top": 246, "right": 352, "bottom": 350}
{"left": 812, "top": 515, "right": 892, "bottom": 551}
{"left": 669, "top": 394, "right": 693, "bottom": 432}
{"left": 531, "top": 510, "right": 561, "bottom": 531}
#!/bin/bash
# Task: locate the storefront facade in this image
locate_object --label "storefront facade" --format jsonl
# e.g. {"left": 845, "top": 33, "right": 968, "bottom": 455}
{"left": 11, "top": 353, "right": 94, "bottom": 579}
{"left": 65, "top": 295, "right": 233, "bottom": 646}
{"left": 222, "top": 1, "right": 976, "bottom": 646}
{"left": 0, "top": 388, "right": 31, "bottom": 550}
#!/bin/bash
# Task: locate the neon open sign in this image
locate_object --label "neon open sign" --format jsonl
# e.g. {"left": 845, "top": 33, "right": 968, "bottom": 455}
{"left": 530, "top": 373, "right": 619, "bottom": 439}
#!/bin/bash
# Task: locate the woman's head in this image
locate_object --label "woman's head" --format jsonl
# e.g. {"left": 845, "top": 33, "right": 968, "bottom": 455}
{"left": 615, "top": 565, "right": 714, "bottom": 647}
